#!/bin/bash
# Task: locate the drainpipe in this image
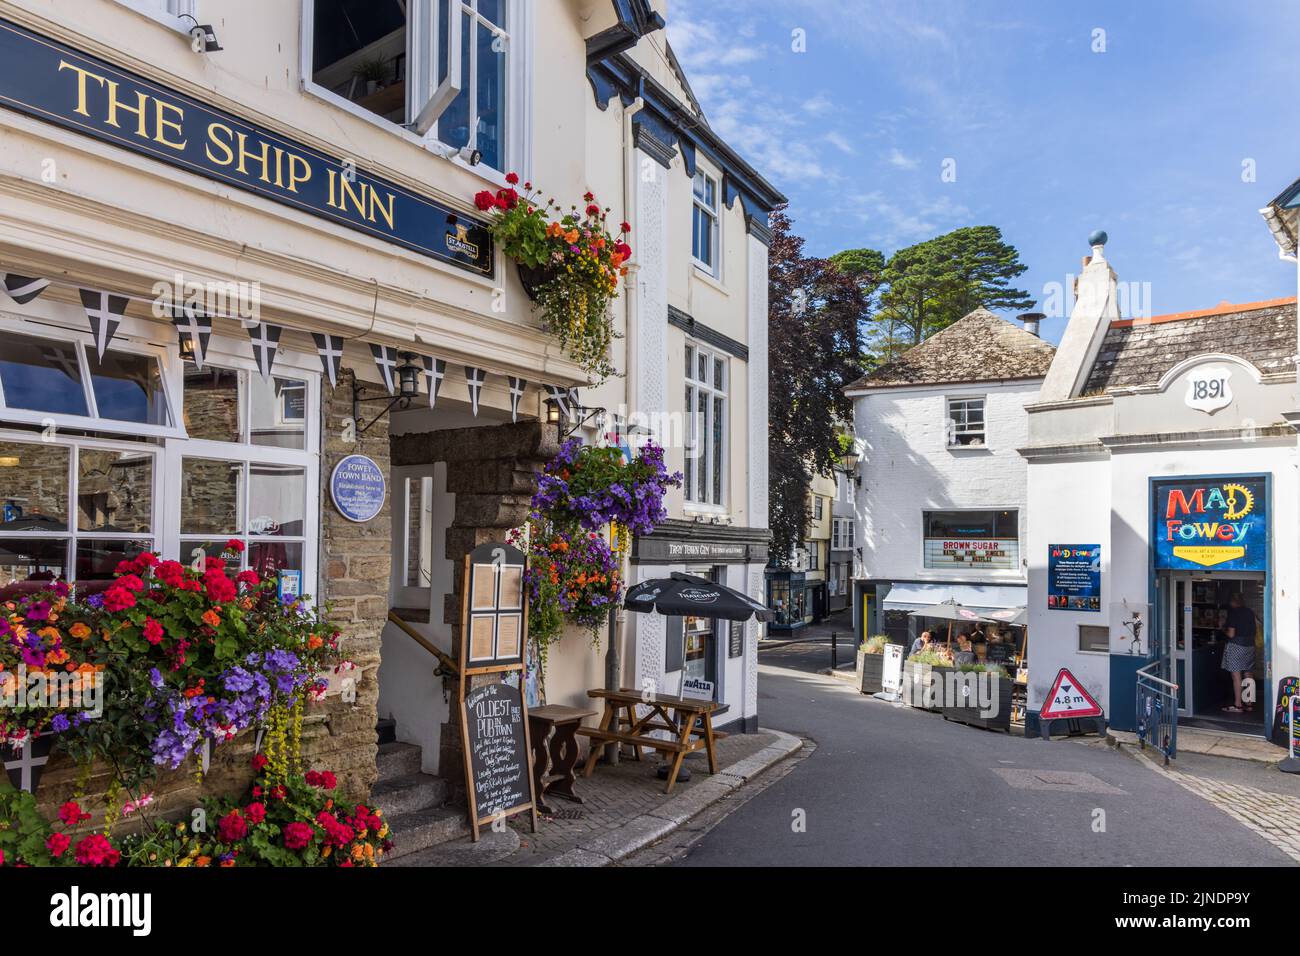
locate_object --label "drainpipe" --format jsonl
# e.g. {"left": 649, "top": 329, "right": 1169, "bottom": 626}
{"left": 602, "top": 96, "right": 645, "bottom": 767}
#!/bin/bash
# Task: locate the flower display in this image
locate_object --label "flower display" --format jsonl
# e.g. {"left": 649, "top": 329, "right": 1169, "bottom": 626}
{"left": 473, "top": 176, "right": 631, "bottom": 381}
{"left": 0, "top": 541, "right": 344, "bottom": 795}
{"left": 533, "top": 439, "right": 680, "bottom": 538}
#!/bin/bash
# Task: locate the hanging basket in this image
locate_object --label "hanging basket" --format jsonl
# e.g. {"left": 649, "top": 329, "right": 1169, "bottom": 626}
{"left": 516, "top": 261, "right": 558, "bottom": 302}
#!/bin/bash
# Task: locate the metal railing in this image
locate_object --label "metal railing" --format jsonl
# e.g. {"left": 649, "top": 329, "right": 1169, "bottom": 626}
{"left": 1135, "top": 660, "right": 1178, "bottom": 764}
{"left": 387, "top": 610, "right": 459, "bottom": 678}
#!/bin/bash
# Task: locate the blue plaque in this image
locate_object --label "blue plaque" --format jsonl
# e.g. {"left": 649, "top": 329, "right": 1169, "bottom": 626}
{"left": 330, "top": 455, "right": 386, "bottom": 523}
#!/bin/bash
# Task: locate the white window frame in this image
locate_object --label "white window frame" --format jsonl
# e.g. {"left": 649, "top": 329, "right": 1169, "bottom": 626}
{"left": 831, "top": 520, "right": 841, "bottom": 550}
{"left": 684, "top": 341, "right": 728, "bottom": 512}
{"left": 692, "top": 170, "right": 721, "bottom": 277}
{"left": 0, "top": 428, "right": 163, "bottom": 585}
{"left": 111, "top": 0, "right": 197, "bottom": 36}
{"left": 0, "top": 312, "right": 184, "bottom": 441}
{"left": 946, "top": 395, "right": 986, "bottom": 447}
{"left": 299, "top": 0, "right": 532, "bottom": 182}
{"left": 847, "top": 519, "right": 856, "bottom": 548}
{"left": 164, "top": 335, "right": 321, "bottom": 599}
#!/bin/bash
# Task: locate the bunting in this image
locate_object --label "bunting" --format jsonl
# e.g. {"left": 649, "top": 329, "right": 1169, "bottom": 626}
{"left": 246, "top": 321, "right": 282, "bottom": 380}
{"left": 171, "top": 305, "right": 213, "bottom": 370}
{"left": 543, "top": 384, "right": 571, "bottom": 420}
{"left": 507, "top": 376, "right": 526, "bottom": 423}
{"left": 421, "top": 356, "right": 446, "bottom": 408}
{"left": 465, "top": 366, "right": 487, "bottom": 417}
{"left": 370, "top": 343, "right": 398, "bottom": 395}
{"left": 2, "top": 274, "right": 49, "bottom": 305}
{"left": 78, "top": 289, "right": 129, "bottom": 359}
{"left": 312, "top": 333, "right": 344, "bottom": 388}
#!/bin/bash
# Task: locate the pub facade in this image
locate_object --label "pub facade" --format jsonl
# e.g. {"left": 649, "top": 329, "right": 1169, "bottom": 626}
{"left": 0, "top": 0, "right": 781, "bottom": 829}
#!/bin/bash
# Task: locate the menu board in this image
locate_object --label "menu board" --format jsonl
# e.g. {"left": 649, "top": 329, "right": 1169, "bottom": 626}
{"left": 922, "top": 538, "right": 1018, "bottom": 570}
{"left": 1047, "top": 544, "right": 1102, "bottom": 611}
{"left": 458, "top": 540, "right": 535, "bottom": 840}
{"left": 463, "top": 680, "right": 532, "bottom": 823}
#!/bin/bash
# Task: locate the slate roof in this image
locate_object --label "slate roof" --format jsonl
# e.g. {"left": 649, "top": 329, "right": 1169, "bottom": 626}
{"left": 1084, "top": 298, "right": 1296, "bottom": 394}
{"left": 845, "top": 308, "right": 1056, "bottom": 390}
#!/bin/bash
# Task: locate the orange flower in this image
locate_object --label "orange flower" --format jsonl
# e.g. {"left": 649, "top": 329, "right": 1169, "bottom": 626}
{"left": 546, "top": 221, "right": 565, "bottom": 238}
{"left": 564, "top": 229, "right": 580, "bottom": 244}
{"left": 195, "top": 856, "right": 211, "bottom": 867}
{"left": 69, "top": 623, "right": 91, "bottom": 639}
{"left": 202, "top": 609, "right": 221, "bottom": 627}
{"left": 308, "top": 635, "right": 323, "bottom": 650}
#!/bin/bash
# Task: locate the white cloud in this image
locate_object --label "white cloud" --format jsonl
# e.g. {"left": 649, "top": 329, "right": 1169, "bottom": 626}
{"left": 825, "top": 131, "right": 855, "bottom": 154}
{"left": 887, "top": 147, "right": 920, "bottom": 170}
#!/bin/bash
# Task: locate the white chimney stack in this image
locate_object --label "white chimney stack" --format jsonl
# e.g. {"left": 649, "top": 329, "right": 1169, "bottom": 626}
{"left": 1039, "top": 230, "right": 1121, "bottom": 402}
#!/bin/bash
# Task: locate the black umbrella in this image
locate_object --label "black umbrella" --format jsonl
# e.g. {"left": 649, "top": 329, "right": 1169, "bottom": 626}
{"left": 624, "top": 572, "right": 775, "bottom": 622}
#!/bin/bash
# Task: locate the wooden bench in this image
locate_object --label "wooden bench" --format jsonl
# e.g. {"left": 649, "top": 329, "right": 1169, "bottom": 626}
{"left": 577, "top": 688, "right": 722, "bottom": 793}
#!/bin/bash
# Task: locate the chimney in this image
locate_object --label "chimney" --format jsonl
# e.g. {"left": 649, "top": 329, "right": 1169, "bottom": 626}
{"left": 1039, "top": 230, "right": 1120, "bottom": 402}
{"left": 1018, "top": 312, "right": 1045, "bottom": 338}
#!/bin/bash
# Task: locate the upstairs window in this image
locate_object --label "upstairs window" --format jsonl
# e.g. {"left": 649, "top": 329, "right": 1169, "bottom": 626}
{"left": 947, "top": 396, "right": 985, "bottom": 447}
{"left": 684, "top": 343, "right": 727, "bottom": 508}
{"left": 308, "top": 0, "right": 512, "bottom": 171}
{"left": 692, "top": 172, "right": 720, "bottom": 275}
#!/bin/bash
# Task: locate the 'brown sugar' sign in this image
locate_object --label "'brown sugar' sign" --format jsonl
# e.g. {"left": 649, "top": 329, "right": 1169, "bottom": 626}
{"left": 458, "top": 541, "right": 537, "bottom": 840}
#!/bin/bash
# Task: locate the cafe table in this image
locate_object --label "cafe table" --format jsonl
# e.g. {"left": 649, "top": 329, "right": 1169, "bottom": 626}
{"left": 527, "top": 704, "right": 598, "bottom": 815}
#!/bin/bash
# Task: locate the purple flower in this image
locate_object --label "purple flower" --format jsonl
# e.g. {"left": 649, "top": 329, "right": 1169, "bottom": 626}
{"left": 50, "top": 713, "right": 70, "bottom": 733}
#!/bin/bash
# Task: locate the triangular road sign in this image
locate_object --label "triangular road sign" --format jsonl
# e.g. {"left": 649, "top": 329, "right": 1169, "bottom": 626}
{"left": 1040, "top": 667, "right": 1103, "bottom": 720}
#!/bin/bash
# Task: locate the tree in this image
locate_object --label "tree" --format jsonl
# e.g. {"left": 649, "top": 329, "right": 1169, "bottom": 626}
{"left": 767, "top": 208, "right": 867, "bottom": 565}
{"left": 863, "top": 225, "right": 1033, "bottom": 364}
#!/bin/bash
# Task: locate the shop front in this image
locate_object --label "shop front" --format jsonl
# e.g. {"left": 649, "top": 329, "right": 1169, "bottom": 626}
{"left": 1150, "top": 475, "right": 1271, "bottom": 733}
{"left": 629, "top": 520, "right": 768, "bottom": 733}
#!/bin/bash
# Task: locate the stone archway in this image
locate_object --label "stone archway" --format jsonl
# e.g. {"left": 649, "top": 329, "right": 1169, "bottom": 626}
{"left": 390, "top": 420, "right": 560, "bottom": 776}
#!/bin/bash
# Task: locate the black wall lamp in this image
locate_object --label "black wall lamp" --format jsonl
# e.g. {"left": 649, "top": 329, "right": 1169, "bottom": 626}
{"left": 544, "top": 394, "right": 605, "bottom": 438}
{"left": 352, "top": 352, "right": 421, "bottom": 435}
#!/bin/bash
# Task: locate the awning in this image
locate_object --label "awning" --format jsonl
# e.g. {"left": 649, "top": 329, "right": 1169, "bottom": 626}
{"left": 881, "top": 582, "right": 1026, "bottom": 615}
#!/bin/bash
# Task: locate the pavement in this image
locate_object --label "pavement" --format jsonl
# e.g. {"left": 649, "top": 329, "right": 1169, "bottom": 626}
{"left": 759, "top": 609, "right": 858, "bottom": 675}
{"left": 393, "top": 722, "right": 803, "bottom": 866}
{"left": 664, "top": 663, "right": 1299, "bottom": 866}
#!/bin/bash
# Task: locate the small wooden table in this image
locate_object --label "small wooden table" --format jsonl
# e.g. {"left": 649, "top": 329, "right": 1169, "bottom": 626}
{"left": 577, "top": 688, "right": 725, "bottom": 794}
{"left": 527, "top": 704, "right": 597, "bottom": 814}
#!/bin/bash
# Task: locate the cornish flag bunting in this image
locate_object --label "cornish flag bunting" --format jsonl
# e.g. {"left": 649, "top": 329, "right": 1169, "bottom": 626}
{"left": 78, "top": 289, "right": 129, "bottom": 359}
{"left": 246, "top": 321, "right": 283, "bottom": 380}
{"left": 421, "top": 356, "right": 446, "bottom": 408}
{"left": 370, "top": 344, "right": 398, "bottom": 395}
{"left": 543, "top": 384, "right": 571, "bottom": 419}
{"left": 2, "top": 274, "right": 49, "bottom": 305}
{"left": 312, "top": 333, "right": 344, "bottom": 388}
{"left": 465, "top": 366, "right": 487, "bottom": 416}
{"left": 171, "top": 305, "right": 213, "bottom": 370}
{"left": 507, "top": 376, "right": 526, "bottom": 423}
{"left": 4, "top": 737, "right": 51, "bottom": 793}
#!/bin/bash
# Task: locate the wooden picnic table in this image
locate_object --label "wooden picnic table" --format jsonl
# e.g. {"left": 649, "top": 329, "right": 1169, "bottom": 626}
{"left": 577, "top": 687, "right": 726, "bottom": 794}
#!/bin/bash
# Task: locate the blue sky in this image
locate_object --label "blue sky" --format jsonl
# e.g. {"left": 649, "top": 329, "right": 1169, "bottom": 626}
{"left": 668, "top": 0, "right": 1300, "bottom": 343}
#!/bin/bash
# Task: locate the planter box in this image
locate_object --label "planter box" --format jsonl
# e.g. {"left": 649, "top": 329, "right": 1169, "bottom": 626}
{"left": 902, "top": 661, "right": 953, "bottom": 711}
{"left": 858, "top": 650, "right": 886, "bottom": 694}
{"left": 940, "top": 673, "right": 1014, "bottom": 732}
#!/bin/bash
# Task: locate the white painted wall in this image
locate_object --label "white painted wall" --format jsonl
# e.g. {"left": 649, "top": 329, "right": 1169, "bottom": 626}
{"left": 852, "top": 379, "right": 1041, "bottom": 586}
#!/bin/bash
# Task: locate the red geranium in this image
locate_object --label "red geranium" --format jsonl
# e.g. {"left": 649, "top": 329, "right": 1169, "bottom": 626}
{"left": 143, "top": 617, "right": 164, "bottom": 645}
{"left": 225, "top": 538, "right": 245, "bottom": 554}
{"left": 244, "top": 802, "right": 266, "bottom": 824}
{"left": 58, "top": 801, "right": 91, "bottom": 827}
{"left": 45, "top": 832, "right": 71, "bottom": 858}
{"left": 154, "top": 560, "right": 185, "bottom": 587}
{"left": 73, "top": 834, "right": 120, "bottom": 867}
{"left": 505, "top": 171, "right": 519, "bottom": 185}
{"left": 474, "top": 189, "right": 496, "bottom": 211}
{"left": 217, "top": 810, "right": 248, "bottom": 843}
{"left": 251, "top": 753, "right": 268, "bottom": 772}
{"left": 204, "top": 571, "right": 237, "bottom": 603}
{"left": 236, "top": 570, "right": 260, "bottom": 588}
{"left": 283, "top": 822, "right": 313, "bottom": 850}
{"left": 102, "top": 587, "right": 136, "bottom": 612}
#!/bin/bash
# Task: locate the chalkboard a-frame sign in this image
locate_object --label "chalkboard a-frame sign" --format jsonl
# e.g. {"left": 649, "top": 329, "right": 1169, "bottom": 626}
{"left": 458, "top": 541, "right": 537, "bottom": 841}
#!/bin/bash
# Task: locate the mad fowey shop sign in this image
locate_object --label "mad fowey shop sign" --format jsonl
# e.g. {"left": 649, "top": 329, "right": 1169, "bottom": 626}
{"left": 1153, "top": 476, "right": 1268, "bottom": 571}
{"left": 0, "top": 18, "right": 492, "bottom": 274}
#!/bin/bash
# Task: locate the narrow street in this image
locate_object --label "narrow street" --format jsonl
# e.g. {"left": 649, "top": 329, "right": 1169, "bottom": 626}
{"left": 668, "top": 662, "right": 1297, "bottom": 867}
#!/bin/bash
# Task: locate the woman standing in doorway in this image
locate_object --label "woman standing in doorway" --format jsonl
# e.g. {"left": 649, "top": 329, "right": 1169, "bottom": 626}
{"left": 1221, "top": 592, "right": 1257, "bottom": 713}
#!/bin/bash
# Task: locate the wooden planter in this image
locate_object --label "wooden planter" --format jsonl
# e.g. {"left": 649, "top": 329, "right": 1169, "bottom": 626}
{"left": 902, "top": 661, "right": 952, "bottom": 711}
{"left": 858, "top": 651, "right": 885, "bottom": 694}
{"left": 941, "top": 673, "right": 1014, "bottom": 732}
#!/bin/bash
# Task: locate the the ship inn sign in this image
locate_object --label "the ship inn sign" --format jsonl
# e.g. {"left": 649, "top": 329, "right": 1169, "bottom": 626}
{"left": 0, "top": 18, "right": 492, "bottom": 275}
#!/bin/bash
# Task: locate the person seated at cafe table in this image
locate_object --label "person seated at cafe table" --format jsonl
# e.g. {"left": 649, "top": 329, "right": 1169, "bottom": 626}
{"left": 908, "top": 631, "right": 932, "bottom": 657}
{"left": 951, "top": 634, "right": 976, "bottom": 667}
